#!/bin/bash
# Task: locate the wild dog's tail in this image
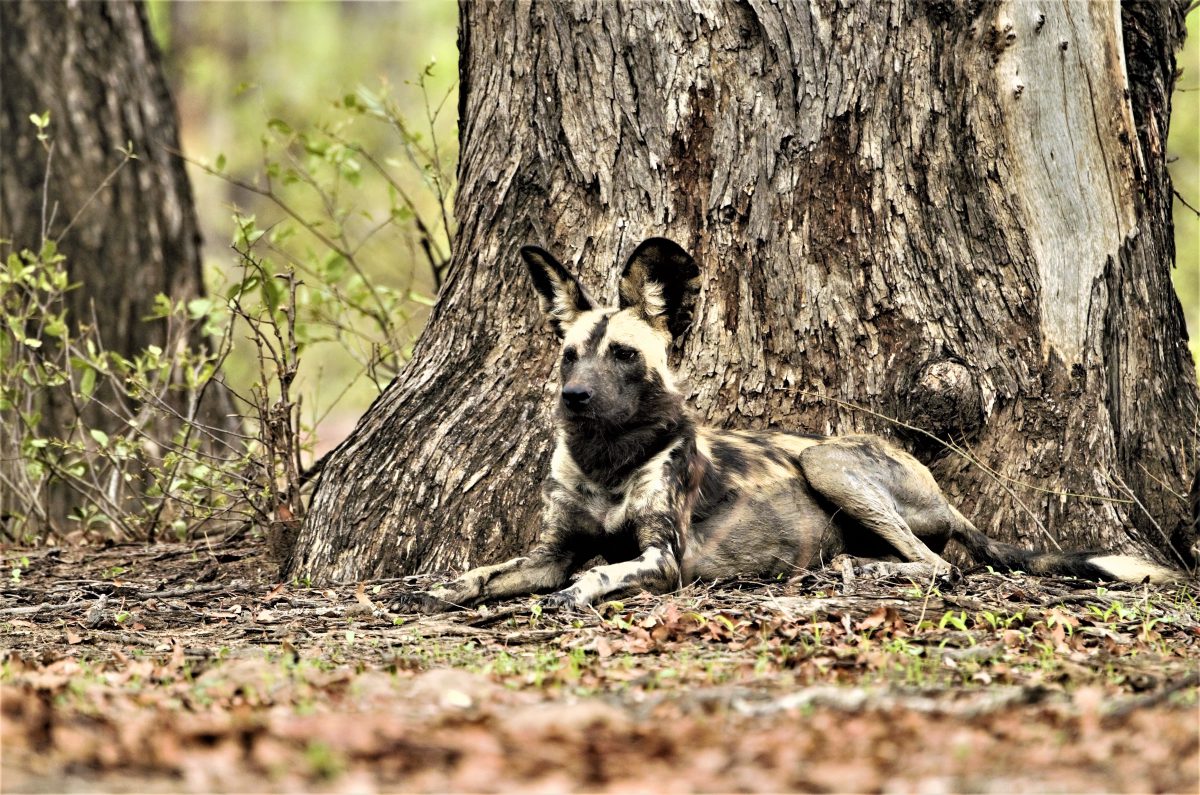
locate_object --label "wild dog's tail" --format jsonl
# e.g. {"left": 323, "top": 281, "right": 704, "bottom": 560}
{"left": 948, "top": 508, "right": 1180, "bottom": 584}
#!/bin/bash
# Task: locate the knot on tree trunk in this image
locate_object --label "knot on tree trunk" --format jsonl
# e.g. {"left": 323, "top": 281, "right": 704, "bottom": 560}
{"left": 902, "top": 358, "right": 983, "bottom": 443}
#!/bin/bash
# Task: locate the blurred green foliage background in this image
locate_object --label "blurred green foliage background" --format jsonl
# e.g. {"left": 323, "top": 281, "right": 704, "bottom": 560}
{"left": 149, "top": 2, "right": 1198, "bottom": 459}
{"left": 149, "top": 0, "right": 459, "bottom": 459}
{"left": 1170, "top": 10, "right": 1200, "bottom": 366}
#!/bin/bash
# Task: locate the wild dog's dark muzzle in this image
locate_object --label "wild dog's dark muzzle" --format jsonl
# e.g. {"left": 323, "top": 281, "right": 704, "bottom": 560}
{"left": 562, "top": 383, "right": 594, "bottom": 410}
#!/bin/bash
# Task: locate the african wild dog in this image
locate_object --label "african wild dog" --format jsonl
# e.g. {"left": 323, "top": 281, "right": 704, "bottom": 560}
{"left": 395, "top": 237, "right": 1181, "bottom": 613}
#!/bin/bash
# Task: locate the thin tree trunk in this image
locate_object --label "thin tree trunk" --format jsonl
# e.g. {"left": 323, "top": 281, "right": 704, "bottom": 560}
{"left": 289, "top": 0, "right": 1197, "bottom": 584}
{"left": 0, "top": 0, "right": 238, "bottom": 534}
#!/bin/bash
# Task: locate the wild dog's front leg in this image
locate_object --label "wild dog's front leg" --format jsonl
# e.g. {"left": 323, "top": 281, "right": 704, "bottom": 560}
{"left": 393, "top": 488, "right": 592, "bottom": 614}
{"left": 396, "top": 545, "right": 575, "bottom": 613}
{"left": 542, "top": 515, "right": 682, "bottom": 611}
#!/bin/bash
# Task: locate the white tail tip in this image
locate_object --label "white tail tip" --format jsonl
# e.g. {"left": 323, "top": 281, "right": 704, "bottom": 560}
{"left": 1088, "top": 555, "right": 1180, "bottom": 584}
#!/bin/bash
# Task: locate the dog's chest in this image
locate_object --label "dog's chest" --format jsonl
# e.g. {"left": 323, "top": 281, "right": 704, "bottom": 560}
{"left": 552, "top": 436, "right": 680, "bottom": 534}
{"left": 575, "top": 482, "right": 635, "bottom": 533}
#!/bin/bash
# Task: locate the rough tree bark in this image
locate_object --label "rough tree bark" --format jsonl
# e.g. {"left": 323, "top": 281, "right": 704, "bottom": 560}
{"left": 289, "top": 0, "right": 1198, "bottom": 583}
{"left": 0, "top": 0, "right": 236, "bottom": 529}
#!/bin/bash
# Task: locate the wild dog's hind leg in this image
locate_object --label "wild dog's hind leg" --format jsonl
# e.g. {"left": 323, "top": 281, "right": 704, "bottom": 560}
{"left": 799, "top": 437, "right": 953, "bottom": 575}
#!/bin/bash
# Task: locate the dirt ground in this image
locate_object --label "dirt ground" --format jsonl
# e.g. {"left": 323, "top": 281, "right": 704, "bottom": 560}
{"left": 1, "top": 537, "right": 1197, "bottom": 793}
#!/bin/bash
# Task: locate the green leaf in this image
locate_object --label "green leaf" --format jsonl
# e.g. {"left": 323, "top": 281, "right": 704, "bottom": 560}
{"left": 89, "top": 429, "right": 110, "bottom": 448}
{"left": 261, "top": 275, "right": 281, "bottom": 314}
{"left": 187, "top": 298, "right": 214, "bottom": 319}
{"left": 43, "top": 318, "right": 68, "bottom": 338}
{"left": 227, "top": 276, "right": 256, "bottom": 300}
{"left": 79, "top": 366, "right": 97, "bottom": 399}
{"left": 149, "top": 294, "right": 174, "bottom": 319}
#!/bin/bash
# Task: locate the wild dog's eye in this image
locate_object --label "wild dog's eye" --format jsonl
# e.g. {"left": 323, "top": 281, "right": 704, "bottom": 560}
{"left": 563, "top": 347, "right": 578, "bottom": 363}
{"left": 610, "top": 344, "right": 637, "bottom": 362}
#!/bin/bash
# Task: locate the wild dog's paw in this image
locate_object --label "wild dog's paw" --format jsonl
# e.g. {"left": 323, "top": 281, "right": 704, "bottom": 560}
{"left": 539, "top": 590, "right": 583, "bottom": 612}
{"left": 934, "top": 564, "right": 964, "bottom": 588}
{"left": 390, "top": 590, "right": 455, "bottom": 615}
{"left": 850, "top": 560, "right": 958, "bottom": 583}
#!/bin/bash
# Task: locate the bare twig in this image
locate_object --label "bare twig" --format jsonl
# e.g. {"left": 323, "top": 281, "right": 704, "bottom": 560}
{"left": 1174, "top": 188, "right": 1200, "bottom": 218}
{"left": 39, "top": 142, "right": 55, "bottom": 245}
{"left": 1106, "top": 472, "right": 1191, "bottom": 570}
{"left": 55, "top": 146, "right": 136, "bottom": 244}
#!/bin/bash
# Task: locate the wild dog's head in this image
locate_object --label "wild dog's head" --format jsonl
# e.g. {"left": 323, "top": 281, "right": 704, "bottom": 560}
{"left": 520, "top": 237, "right": 700, "bottom": 429}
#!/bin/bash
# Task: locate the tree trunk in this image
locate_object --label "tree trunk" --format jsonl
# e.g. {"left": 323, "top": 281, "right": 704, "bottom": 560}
{"left": 289, "top": 0, "right": 1198, "bottom": 584}
{"left": 0, "top": 0, "right": 237, "bottom": 531}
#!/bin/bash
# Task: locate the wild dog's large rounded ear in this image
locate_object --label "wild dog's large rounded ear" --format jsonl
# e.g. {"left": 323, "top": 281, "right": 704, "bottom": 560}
{"left": 520, "top": 246, "right": 595, "bottom": 337}
{"left": 618, "top": 237, "right": 701, "bottom": 339}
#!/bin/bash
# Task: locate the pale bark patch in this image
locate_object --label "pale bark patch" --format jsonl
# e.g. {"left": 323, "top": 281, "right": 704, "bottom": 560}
{"left": 992, "top": 1, "right": 1138, "bottom": 363}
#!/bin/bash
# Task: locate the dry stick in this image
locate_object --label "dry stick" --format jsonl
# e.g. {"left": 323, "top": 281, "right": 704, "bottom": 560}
{"left": 127, "top": 582, "right": 237, "bottom": 600}
{"left": 228, "top": 246, "right": 305, "bottom": 526}
{"left": 39, "top": 141, "right": 54, "bottom": 243}
{"left": 81, "top": 630, "right": 172, "bottom": 649}
{"left": 1174, "top": 188, "right": 1200, "bottom": 218}
{"left": 54, "top": 147, "right": 136, "bottom": 244}
{"left": 336, "top": 138, "right": 449, "bottom": 288}
{"left": 0, "top": 601, "right": 81, "bottom": 617}
{"left": 956, "top": 432, "right": 1059, "bottom": 551}
{"left": 1105, "top": 472, "right": 1192, "bottom": 570}
{"left": 257, "top": 261, "right": 302, "bottom": 517}
{"left": 0, "top": 582, "right": 238, "bottom": 616}
{"left": 914, "top": 565, "right": 941, "bottom": 630}
{"left": 1104, "top": 671, "right": 1200, "bottom": 720}
{"left": 1136, "top": 461, "right": 1188, "bottom": 502}
{"left": 417, "top": 75, "right": 456, "bottom": 253}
